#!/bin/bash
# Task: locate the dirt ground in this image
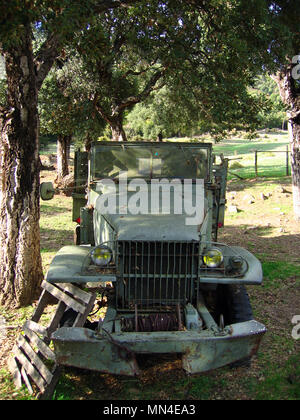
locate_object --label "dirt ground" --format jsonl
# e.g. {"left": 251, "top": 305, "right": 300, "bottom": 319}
{"left": 221, "top": 177, "right": 300, "bottom": 259}
{"left": 0, "top": 174, "right": 299, "bottom": 400}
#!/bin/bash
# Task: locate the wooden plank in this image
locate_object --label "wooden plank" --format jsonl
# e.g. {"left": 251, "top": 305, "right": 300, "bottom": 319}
{"left": 73, "top": 293, "right": 97, "bottom": 327}
{"left": 21, "top": 367, "right": 33, "bottom": 395}
{"left": 7, "top": 357, "right": 22, "bottom": 389}
{"left": 41, "top": 281, "right": 86, "bottom": 314}
{"left": 56, "top": 283, "right": 92, "bottom": 304}
{"left": 12, "top": 345, "right": 46, "bottom": 392}
{"left": 23, "top": 320, "right": 48, "bottom": 338}
{"left": 39, "top": 366, "right": 62, "bottom": 401}
{"left": 31, "top": 289, "right": 57, "bottom": 323}
{"left": 8, "top": 282, "right": 97, "bottom": 398}
{"left": 17, "top": 336, "right": 53, "bottom": 385}
{"left": 47, "top": 301, "right": 67, "bottom": 337}
{"left": 23, "top": 325, "right": 56, "bottom": 361}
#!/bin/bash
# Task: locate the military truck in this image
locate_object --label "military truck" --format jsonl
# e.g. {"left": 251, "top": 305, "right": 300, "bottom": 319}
{"left": 42, "top": 141, "right": 266, "bottom": 376}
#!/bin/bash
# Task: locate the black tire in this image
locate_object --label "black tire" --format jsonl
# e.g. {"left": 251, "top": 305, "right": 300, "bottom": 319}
{"left": 59, "top": 308, "right": 98, "bottom": 330}
{"left": 219, "top": 284, "right": 253, "bottom": 324}
{"left": 217, "top": 284, "right": 253, "bottom": 368}
{"left": 59, "top": 308, "right": 78, "bottom": 327}
{"left": 74, "top": 225, "right": 80, "bottom": 245}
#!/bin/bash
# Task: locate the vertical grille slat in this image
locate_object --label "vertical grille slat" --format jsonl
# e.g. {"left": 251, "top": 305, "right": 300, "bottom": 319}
{"left": 117, "top": 241, "right": 199, "bottom": 310}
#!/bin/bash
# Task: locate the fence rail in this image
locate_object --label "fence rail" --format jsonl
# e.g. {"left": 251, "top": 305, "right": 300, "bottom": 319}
{"left": 221, "top": 145, "right": 290, "bottom": 179}
{"left": 253, "top": 146, "right": 290, "bottom": 177}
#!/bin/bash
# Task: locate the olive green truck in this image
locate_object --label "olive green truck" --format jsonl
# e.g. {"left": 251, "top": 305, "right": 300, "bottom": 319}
{"left": 42, "top": 141, "right": 266, "bottom": 375}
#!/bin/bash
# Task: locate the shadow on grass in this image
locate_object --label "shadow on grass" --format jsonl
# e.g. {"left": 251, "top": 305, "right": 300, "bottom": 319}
{"left": 41, "top": 203, "right": 71, "bottom": 214}
{"left": 219, "top": 225, "right": 300, "bottom": 265}
{"left": 226, "top": 176, "right": 292, "bottom": 191}
{"left": 229, "top": 166, "right": 290, "bottom": 180}
{"left": 40, "top": 227, "right": 74, "bottom": 250}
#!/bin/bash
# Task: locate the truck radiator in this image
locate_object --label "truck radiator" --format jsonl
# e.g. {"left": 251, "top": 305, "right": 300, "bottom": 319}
{"left": 116, "top": 241, "right": 199, "bottom": 310}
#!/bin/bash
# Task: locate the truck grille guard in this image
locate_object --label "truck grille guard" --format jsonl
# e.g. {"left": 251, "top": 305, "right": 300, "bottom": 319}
{"left": 116, "top": 240, "right": 199, "bottom": 311}
{"left": 81, "top": 240, "right": 248, "bottom": 311}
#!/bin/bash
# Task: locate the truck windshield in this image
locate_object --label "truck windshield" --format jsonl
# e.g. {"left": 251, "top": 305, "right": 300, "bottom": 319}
{"left": 90, "top": 143, "right": 211, "bottom": 180}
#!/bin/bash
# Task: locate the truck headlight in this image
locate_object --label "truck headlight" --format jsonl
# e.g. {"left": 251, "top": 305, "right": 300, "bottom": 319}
{"left": 91, "top": 245, "right": 113, "bottom": 266}
{"left": 203, "top": 248, "right": 223, "bottom": 268}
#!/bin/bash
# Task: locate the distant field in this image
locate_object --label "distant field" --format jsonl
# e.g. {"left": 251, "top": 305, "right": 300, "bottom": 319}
{"left": 169, "top": 130, "right": 290, "bottom": 179}
{"left": 40, "top": 130, "right": 290, "bottom": 179}
{"left": 213, "top": 131, "right": 290, "bottom": 179}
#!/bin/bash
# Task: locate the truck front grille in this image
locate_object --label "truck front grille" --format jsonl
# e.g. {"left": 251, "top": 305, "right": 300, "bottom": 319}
{"left": 116, "top": 241, "right": 199, "bottom": 310}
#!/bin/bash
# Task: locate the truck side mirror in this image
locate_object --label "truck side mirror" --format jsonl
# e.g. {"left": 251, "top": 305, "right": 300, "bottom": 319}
{"left": 40, "top": 182, "right": 55, "bottom": 201}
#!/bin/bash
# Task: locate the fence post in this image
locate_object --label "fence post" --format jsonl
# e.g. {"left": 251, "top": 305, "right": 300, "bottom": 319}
{"left": 286, "top": 145, "right": 289, "bottom": 176}
{"left": 255, "top": 150, "right": 258, "bottom": 177}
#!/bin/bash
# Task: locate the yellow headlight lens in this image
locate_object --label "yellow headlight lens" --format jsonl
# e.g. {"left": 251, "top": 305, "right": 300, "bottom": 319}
{"left": 203, "top": 248, "right": 223, "bottom": 268}
{"left": 91, "top": 246, "right": 112, "bottom": 266}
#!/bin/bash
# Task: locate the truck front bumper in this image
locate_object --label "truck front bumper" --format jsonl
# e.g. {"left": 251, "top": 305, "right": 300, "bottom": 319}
{"left": 52, "top": 320, "right": 266, "bottom": 375}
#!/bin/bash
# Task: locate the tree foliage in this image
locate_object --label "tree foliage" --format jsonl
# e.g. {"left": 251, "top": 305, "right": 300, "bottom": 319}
{"left": 55, "top": 0, "right": 277, "bottom": 142}
{"left": 1, "top": 0, "right": 300, "bottom": 308}
{"left": 39, "top": 66, "right": 106, "bottom": 144}
{"left": 254, "top": 75, "right": 286, "bottom": 129}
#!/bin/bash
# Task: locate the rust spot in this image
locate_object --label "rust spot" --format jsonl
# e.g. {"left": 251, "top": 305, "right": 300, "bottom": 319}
{"left": 250, "top": 337, "right": 263, "bottom": 357}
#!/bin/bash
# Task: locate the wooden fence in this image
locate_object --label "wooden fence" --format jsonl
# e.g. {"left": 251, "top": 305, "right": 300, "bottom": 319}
{"left": 225, "top": 145, "right": 291, "bottom": 179}
{"left": 254, "top": 146, "right": 290, "bottom": 177}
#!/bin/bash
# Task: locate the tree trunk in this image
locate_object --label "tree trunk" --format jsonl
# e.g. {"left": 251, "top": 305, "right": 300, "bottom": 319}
{"left": 94, "top": 102, "right": 127, "bottom": 142}
{"left": 110, "top": 118, "right": 127, "bottom": 142}
{"left": 56, "top": 134, "right": 71, "bottom": 180}
{"left": 272, "top": 68, "right": 300, "bottom": 220}
{"left": 84, "top": 134, "right": 93, "bottom": 152}
{"left": 289, "top": 117, "right": 300, "bottom": 220}
{"left": 0, "top": 28, "right": 43, "bottom": 308}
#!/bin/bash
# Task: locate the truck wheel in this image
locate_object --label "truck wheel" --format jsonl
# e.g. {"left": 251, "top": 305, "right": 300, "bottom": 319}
{"left": 74, "top": 225, "right": 80, "bottom": 245}
{"left": 59, "top": 308, "right": 98, "bottom": 330}
{"left": 59, "top": 308, "right": 78, "bottom": 327}
{"left": 220, "top": 284, "right": 253, "bottom": 324}
{"left": 218, "top": 284, "right": 253, "bottom": 368}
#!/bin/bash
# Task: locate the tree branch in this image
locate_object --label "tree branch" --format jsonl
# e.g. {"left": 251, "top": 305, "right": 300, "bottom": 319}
{"left": 115, "top": 68, "right": 165, "bottom": 113}
{"left": 93, "top": 0, "right": 141, "bottom": 13}
{"left": 34, "top": 33, "right": 60, "bottom": 90}
{"left": 271, "top": 66, "right": 300, "bottom": 119}
{"left": 94, "top": 99, "right": 113, "bottom": 125}
{"left": 123, "top": 59, "right": 159, "bottom": 78}
{"left": 34, "top": 1, "right": 141, "bottom": 90}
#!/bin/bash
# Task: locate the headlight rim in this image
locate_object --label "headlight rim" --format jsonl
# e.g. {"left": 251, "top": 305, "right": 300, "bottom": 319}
{"left": 202, "top": 247, "right": 224, "bottom": 269}
{"left": 90, "top": 244, "right": 113, "bottom": 267}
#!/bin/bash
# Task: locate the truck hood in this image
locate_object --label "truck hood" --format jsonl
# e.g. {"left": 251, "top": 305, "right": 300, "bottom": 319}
{"left": 93, "top": 185, "right": 207, "bottom": 241}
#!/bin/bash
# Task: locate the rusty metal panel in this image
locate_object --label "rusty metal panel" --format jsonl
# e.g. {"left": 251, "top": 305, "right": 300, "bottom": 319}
{"left": 51, "top": 320, "right": 266, "bottom": 376}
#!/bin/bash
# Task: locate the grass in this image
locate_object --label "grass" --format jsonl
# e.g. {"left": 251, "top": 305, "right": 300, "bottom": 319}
{"left": 262, "top": 261, "right": 300, "bottom": 289}
{"left": 245, "top": 353, "right": 300, "bottom": 400}
{"left": 211, "top": 130, "right": 290, "bottom": 179}
{"left": 39, "top": 195, "right": 74, "bottom": 273}
{"left": 0, "top": 369, "right": 33, "bottom": 400}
